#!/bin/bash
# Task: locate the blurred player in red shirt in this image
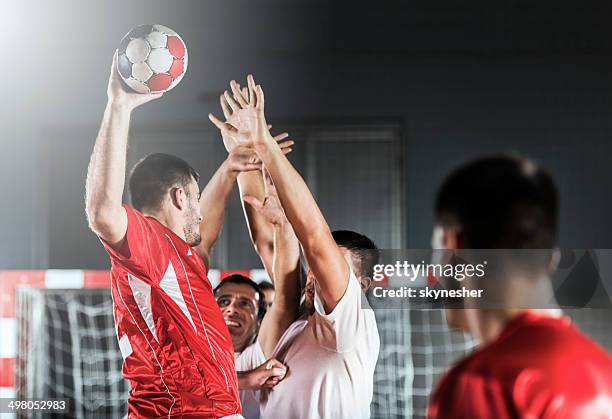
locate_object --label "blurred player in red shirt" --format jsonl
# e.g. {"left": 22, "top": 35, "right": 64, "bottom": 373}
{"left": 428, "top": 156, "right": 612, "bottom": 419}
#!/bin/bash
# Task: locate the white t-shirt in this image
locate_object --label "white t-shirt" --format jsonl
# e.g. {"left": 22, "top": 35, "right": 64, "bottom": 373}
{"left": 259, "top": 270, "right": 380, "bottom": 419}
{"left": 235, "top": 341, "right": 267, "bottom": 419}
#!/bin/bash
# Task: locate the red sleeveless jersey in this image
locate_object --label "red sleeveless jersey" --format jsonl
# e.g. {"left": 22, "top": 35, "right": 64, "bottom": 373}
{"left": 428, "top": 311, "right": 612, "bottom": 419}
{"left": 102, "top": 206, "right": 240, "bottom": 418}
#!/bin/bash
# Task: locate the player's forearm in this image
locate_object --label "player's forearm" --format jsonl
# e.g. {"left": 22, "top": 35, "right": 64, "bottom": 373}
{"left": 197, "top": 160, "right": 239, "bottom": 252}
{"left": 237, "top": 171, "right": 275, "bottom": 271}
{"left": 271, "top": 221, "right": 301, "bottom": 313}
{"left": 236, "top": 371, "right": 257, "bottom": 390}
{"left": 257, "top": 221, "right": 300, "bottom": 356}
{"left": 85, "top": 102, "right": 131, "bottom": 234}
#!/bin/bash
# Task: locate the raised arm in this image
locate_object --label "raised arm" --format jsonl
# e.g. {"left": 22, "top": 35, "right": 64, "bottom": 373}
{"left": 242, "top": 168, "right": 301, "bottom": 357}
{"left": 193, "top": 144, "right": 263, "bottom": 269}
{"left": 214, "top": 85, "right": 294, "bottom": 278}
{"left": 209, "top": 76, "right": 348, "bottom": 314}
{"left": 85, "top": 52, "right": 161, "bottom": 248}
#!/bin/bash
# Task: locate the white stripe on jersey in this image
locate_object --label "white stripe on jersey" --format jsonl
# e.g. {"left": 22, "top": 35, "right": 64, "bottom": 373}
{"left": 159, "top": 260, "right": 198, "bottom": 333}
{"left": 128, "top": 274, "right": 158, "bottom": 342}
{"left": 114, "top": 275, "right": 176, "bottom": 418}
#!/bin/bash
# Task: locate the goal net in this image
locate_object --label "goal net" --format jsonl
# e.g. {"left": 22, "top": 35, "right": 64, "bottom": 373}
{"left": 371, "top": 309, "right": 477, "bottom": 419}
{"left": 14, "top": 287, "right": 128, "bottom": 419}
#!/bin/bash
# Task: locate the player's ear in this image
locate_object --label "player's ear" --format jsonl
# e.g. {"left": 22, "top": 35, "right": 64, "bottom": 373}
{"left": 169, "top": 186, "right": 185, "bottom": 211}
{"left": 359, "top": 276, "right": 372, "bottom": 291}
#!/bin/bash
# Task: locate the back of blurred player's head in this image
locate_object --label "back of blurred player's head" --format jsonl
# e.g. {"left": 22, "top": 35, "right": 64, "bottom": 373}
{"left": 434, "top": 155, "right": 559, "bottom": 250}
{"left": 435, "top": 155, "right": 560, "bottom": 333}
{"left": 129, "top": 153, "right": 200, "bottom": 213}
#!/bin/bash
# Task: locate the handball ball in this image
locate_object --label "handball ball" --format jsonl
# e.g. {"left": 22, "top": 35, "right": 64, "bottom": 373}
{"left": 117, "top": 24, "right": 188, "bottom": 93}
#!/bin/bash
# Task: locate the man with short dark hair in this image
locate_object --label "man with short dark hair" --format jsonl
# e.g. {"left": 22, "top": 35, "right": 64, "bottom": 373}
{"left": 85, "top": 55, "right": 291, "bottom": 418}
{"left": 215, "top": 274, "right": 268, "bottom": 352}
{"left": 128, "top": 153, "right": 200, "bottom": 214}
{"left": 427, "top": 155, "right": 612, "bottom": 418}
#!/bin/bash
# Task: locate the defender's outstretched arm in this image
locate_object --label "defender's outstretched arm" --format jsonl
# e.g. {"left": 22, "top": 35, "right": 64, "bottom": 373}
{"left": 194, "top": 143, "right": 263, "bottom": 269}
{"left": 210, "top": 76, "right": 348, "bottom": 314}
{"left": 211, "top": 85, "right": 294, "bottom": 279}
{"left": 243, "top": 168, "right": 301, "bottom": 357}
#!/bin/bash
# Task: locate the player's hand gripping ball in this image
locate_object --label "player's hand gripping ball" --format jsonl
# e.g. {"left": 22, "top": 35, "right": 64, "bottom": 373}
{"left": 117, "top": 24, "right": 188, "bottom": 93}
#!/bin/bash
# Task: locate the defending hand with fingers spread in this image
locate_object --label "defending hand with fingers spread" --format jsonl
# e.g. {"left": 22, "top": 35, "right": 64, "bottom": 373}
{"left": 209, "top": 75, "right": 291, "bottom": 153}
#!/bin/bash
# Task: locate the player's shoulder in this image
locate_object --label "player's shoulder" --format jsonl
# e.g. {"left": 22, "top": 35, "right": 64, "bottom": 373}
{"left": 485, "top": 313, "right": 611, "bottom": 369}
{"left": 124, "top": 204, "right": 178, "bottom": 246}
{"left": 449, "top": 312, "right": 612, "bottom": 383}
{"left": 124, "top": 205, "right": 160, "bottom": 230}
{"left": 123, "top": 204, "right": 144, "bottom": 220}
{"left": 433, "top": 313, "right": 612, "bottom": 418}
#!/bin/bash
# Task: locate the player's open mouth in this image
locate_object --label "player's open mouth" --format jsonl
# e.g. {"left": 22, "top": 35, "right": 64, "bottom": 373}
{"left": 225, "top": 319, "right": 242, "bottom": 328}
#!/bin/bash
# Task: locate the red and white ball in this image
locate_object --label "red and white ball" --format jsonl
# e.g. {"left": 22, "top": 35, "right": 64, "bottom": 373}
{"left": 117, "top": 24, "right": 188, "bottom": 93}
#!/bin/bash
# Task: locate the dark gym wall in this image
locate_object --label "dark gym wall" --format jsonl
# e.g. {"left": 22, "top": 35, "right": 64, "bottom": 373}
{"left": 2, "top": 1, "right": 612, "bottom": 268}
{"left": 322, "top": 1, "right": 612, "bottom": 248}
